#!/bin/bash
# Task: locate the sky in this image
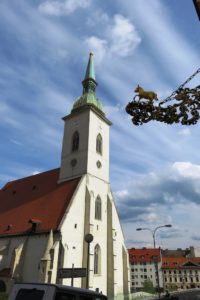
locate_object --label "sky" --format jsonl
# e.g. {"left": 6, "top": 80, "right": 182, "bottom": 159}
{"left": 0, "top": 0, "right": 200, "bottom": 250}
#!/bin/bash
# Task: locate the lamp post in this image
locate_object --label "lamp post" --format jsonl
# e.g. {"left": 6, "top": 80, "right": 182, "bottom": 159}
{"left": 136, "top": 224, "right": 172, "bottom": 299}
{"left": 84, "top": 233, "right": 93, "bottom": 289}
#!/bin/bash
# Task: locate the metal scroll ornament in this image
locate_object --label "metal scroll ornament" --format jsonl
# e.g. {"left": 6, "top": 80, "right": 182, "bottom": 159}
{"left": 126, "top": 68, "right": 200, "bottom": 125}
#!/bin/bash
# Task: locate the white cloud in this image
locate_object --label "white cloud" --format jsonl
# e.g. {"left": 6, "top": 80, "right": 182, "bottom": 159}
{"left": 85, "top": 36, "right": 107, "bottom": 64}
{"left": 178, "top": 128, "right": 191, "bottom": 136}
{"left": 39, "top": 0, "right": 91, "bottom": 16}
{"left": 109, "top": 14, "right": 141, "bottom": 57}
{"left": 172, "top": 162, "right": 200, "bottom": 180}
{"left": 85, "top": 14, "right": 141, "bottom": 62}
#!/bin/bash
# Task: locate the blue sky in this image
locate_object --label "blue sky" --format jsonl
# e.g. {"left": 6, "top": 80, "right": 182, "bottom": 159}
{"left": 0, "top": 0, "right": 200, "bottom": 250}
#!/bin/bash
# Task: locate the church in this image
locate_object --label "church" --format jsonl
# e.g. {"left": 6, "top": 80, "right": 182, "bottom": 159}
{"left": 0, "top": 53, "right": 129, "bottom": 297}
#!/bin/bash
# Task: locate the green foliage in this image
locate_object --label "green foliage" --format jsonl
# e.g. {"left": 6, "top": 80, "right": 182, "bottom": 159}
{"left": 167, "top": 284, "right": 178, "bottom": 292}
{"left": 0, "top": 293, "right": 8, "bottom": 300}
{"left": 142, "top": 278, "right": 156, "bottom": 294}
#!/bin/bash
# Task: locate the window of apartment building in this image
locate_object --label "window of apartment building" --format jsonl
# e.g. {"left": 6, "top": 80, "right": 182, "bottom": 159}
{"left": 144, "top": 275, "right": 147, "bottom": 279}
{"left": 150, "top": 268, "right": 152, "bottom": 271}
{"left": 150, "top": 275, "right": 152, "bottom": 279}
{"left": 169, "top": 270, "right": 171, "bottom": 274}
{"left": 179, "top": 270, "right": 182, "bottom": 274}
{"left": 164, "top": 270, "right": 166, "bottom": 274}
{"left": 174, "top": 270, "right": 177, "bottom": 274}
{"left": 175, "top": 278, "right": 177, "bottom": 282}
{"left": 184, "top": 270, "right": 187, "bottom": 274}
{"left": 132, "top": 275, "right": 134, "bottom": 279}
{"left": 140, "top": 268, "right": 143, "bottom": 271}
{"left": 144, "top": 268, "right": 147, "bottom": 272}
{"left": 180, "top": 277, "right": 183, "bottom": 282}
{"left": 185, "top": 277, "right": 188, "bottom": 282}
{"left": 190, "top": 270, "right": 193, "bottom": 274}
{"left": 132, "top": 282, "right": 135, "bottom": 286}
{"left": 165, "top": 278, "right": 167, "bottom": 282}
{"left": 170, "top": 278, "right": 172, "bottom": 282}
{"left": 196, "top": 277, "right": 199, "bottom": 282}
{"left": 135, "top": 275, "right": 138, "bottom": 278}
{"left": 191, "top": 277, "right": 193, "bottom": 283}
{"left": 135, "top": 268, "right": 138, "bottom": 271}
{"left": 131, "top": 269, "right": 134, "bottom": 272}
{"left": 141, "top": 275, "right": 143, "bottom": 278}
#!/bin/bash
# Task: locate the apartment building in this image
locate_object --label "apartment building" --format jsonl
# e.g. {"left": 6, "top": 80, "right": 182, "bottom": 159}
{"left": 128, "top": 248, "right": 163, "bottom": 292}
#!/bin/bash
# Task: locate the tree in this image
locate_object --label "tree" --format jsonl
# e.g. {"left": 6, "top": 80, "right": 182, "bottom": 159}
{"left": 142, "top": 278, "right": 156, "bottom": 294}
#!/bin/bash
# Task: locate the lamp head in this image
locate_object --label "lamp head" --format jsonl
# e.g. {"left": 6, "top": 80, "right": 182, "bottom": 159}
{"left": 165, "top": 224, "right": 172, "bottom": 228}
{"left": 136, "top": 228, "right": 142, "bottom": 231}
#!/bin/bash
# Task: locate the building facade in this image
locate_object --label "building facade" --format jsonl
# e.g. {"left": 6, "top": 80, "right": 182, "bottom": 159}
{"left": 0, "top": 53, "right": 129, "bottom": 297}
{"left": 128, "top": 248, "right": 163, "bottom": 293}
{"left": 162, "top": 257, "right": 200, "bottom": 291}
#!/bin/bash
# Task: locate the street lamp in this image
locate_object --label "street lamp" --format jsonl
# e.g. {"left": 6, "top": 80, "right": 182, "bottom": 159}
{"left": 136, "top": 224, "right": 172, "bottom": 299}
{"left": 84, "top": 233, "right": 93, "bottom": 289}
{"left": 136, "top": 224, "right": 172, "bottom": 248}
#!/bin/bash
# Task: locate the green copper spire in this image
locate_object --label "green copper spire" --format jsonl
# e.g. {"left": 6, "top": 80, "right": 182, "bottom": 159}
{"left": 72, "top": 53, "right": 105, "bottom": 115}
{"left": 84, "top": 52, "right": 96, "bottom": 81}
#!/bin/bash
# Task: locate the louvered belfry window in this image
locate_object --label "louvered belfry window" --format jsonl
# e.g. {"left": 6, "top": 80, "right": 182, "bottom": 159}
{"left": 72, "top": 131, "right": 79, "bottom": 152}
{"left": 96, "top": 134, "right": 102, "bottom": 154}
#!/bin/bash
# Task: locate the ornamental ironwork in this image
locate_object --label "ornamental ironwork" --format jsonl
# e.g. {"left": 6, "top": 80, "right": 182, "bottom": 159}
{"left": 126, "top": 68, "right": 200, "bottom": 125}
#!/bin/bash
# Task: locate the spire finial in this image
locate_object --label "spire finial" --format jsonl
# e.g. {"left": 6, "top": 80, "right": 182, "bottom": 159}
{"left": 84, "top": 52, "right": 96, "bottom": 81}
{"left": 82, "top": 52, "right": 97, "bottom": 94}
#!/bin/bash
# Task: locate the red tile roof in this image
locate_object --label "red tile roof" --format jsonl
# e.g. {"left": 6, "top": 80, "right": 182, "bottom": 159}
{"left": 0, "top": 268, "right": 11, "bottom": 278}
{"left": 162, "top": 257, "right": 200, "bottom": 269}
{"left": 128, "top": 248, "right": 161, "bottom": 263}
{"left": 0, "top": 169, "right": 81, "bottom": 236}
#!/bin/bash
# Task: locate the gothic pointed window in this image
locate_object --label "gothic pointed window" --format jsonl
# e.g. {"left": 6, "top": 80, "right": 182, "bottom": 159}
{"left": 96, "top": 134, "right": 102, "bottom": 155}
{"left": 72, "top": 131, "right": 79, "bottom": 152}
{"left": 95, "top": 196, "right": 101, "bottom": 220}
{"left": 94, "top": 244, "right": 101, "bottom": 275}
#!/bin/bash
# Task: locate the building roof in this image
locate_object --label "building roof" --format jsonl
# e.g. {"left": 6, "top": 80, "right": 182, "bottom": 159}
{"left": 162, "top": 257, "right": 200, "bottom": 269}
{"left": 128, "top": 248, "right": 161, "bottom": 263}
{"left": 0, "top": 169, "right": 81, "bottom": 236}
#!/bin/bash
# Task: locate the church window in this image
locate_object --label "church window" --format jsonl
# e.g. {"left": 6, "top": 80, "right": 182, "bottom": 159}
{"left": 94, "top": 244, "right": 101, "bottom": 275}
{"left": 72, "top": 131, "right": 79, "bottom": 152}
{"left": 95, "top": 196, "right": 101, "bottom": 220}
{"left": 96, "top": 134, "right": 102, "bottom": 155}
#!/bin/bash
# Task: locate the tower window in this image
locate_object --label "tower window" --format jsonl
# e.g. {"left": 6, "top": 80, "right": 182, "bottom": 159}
{"left": 72, "top": 131, "right": 79, "bottom": 152}
{"left": 94, "top": 244, "right": 101, "bottom": 275}
{"left": 95, "top": 196, "right": 102, "bottom": 220}
{"left": 96, "top": 134, "right": 102, "bottom": 155}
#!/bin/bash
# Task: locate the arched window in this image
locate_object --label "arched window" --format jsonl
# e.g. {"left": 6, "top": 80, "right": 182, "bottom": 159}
{"left": 72, "top": 131, "right": 79, "bottom": 152}
{"left": 94, "top": 244, "right": 101, "bottom": 275}
{"left": 96, "top": 134, "right": 102, "bottom": 155}
{"left": 95, "top": 196, "right": 101, "bottom": 220}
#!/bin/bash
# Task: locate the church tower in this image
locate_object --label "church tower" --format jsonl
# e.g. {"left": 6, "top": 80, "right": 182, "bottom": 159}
{"left": 59, "top": 53, "right": 111, "bottom": 183}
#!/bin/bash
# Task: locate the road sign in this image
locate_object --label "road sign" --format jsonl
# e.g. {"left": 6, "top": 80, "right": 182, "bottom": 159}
{"left": 58, "top": 268, "right": 87, "bottom": 279}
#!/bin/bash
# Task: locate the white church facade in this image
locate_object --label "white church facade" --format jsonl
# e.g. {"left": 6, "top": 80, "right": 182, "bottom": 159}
{"left": 0, "top": 53, "right": 129, "bottom": 297}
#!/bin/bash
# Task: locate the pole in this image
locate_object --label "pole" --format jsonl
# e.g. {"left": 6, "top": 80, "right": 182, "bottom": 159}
{"left": 84, "top": 233, "right": 93, "bottom": 289}
{"left": 86, "top": 242, "right": 90, "bottom": 289}
{"left": 71, "top": 263, "right": 74, "bottom": 287}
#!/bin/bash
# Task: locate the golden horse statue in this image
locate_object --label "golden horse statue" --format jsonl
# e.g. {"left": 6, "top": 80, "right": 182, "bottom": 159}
{"left": 134, "top": 85, "right": 158, "bottom": 102}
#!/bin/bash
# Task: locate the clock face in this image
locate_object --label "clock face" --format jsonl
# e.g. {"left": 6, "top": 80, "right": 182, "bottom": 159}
{"left": 70, "top": 158, "right": 77, "bottom": 167}
{"left": 96, "top": 160, "right": 102, "bottom": 168}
